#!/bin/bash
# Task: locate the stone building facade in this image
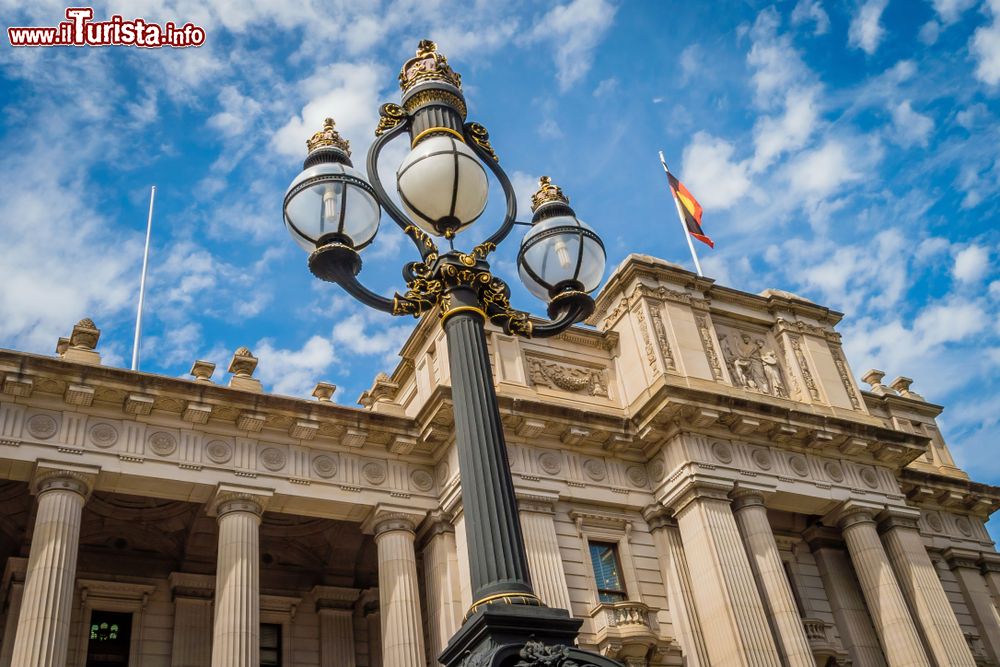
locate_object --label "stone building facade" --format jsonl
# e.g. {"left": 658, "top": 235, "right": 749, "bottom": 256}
{"left": 0, "top": 253, "right": 998, "bottom": 667}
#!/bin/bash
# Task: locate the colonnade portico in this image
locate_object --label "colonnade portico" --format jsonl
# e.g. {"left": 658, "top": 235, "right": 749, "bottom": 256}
{"left": 646, "top": 471, "right": 988, "bottom": 667}
{"left": 0, "top": 462, "right": 433, "bottom": 667}
{"left": 3, "top": 254, "right": 1000, "bottom": 667}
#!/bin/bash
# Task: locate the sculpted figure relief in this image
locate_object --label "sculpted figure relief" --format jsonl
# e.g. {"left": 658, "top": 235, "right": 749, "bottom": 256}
{"left": 721, "top": 332, "right": 788, "bottom": 398}
{"left": 528, "top": 357, "right": 609, "bottom": 397}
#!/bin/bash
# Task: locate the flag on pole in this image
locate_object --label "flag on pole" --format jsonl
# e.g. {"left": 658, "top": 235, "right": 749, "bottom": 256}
{"left": 664, "top": 170, "right": 714, "bottom": 248}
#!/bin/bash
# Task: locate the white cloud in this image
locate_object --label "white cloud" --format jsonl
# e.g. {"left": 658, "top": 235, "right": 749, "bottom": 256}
{"left": 680, "top": 132, "right": 751, "bottom": 210}
{"left": 848, "top": 0, "right": 889, "bottom": 55}
{"left": 956, "top": 161, "right": 999, "bottom": 209}
{"left": 254, "top": 335, "right": 337, "bottom": 398}
{"left": 953, "top": 244, "right": 991, "bottom": 283}
{"left": 143, "top": 322, "right": 203, "bottom": 369}
{"left": 528, "top": 0, "right": 617, "bottom": 91}
{"left": 0, "top": 119, "right": 141, "bottom": 354}
{"left": 747, "top": 8, "right": 811, "bottom": 105}
{"left": 207, "top": 86, "right": 263, "bottom": 139}
{"left": 971, "top": 0, "right": 1000, "bottom": 86}
{"left": 890, "top": 100, "right": 933, "bottom": 147}
{"left": 271, "top": 62, "right": 388, "bottom": 160}
{"left": 931, "top": 0, "right": 976, "bottom": 24}
{"left": 331, "top": 310, "right": 412, "bottom": 362}
{"left": 915, "top": 236, "right": 951, "bottom": 263}
{"left": 510, "top": 171, "right": 541, "bottom": 219}
{"left": 913, "top": 300, "right": 987, "bottom": 347}
{"left": 956, "top": 103, "right": 988, "bottom": 129}
{"left": 791, "top": 0, "right": 830, "bottom": 35}
{"left": 785, "top": 228, "right": 907, "bottom": 312}
{"left": 679, "top": 45, "right": 702, "bottom": 84}
{"left": 922, "top": 20, "right": 942, "bottom": 46}
{"left": 150, "top": 240, "right": 273, "bottom": 323}
{"left": 593, "top": 77, "right": 619, "bottom": 97}
{"left": 785, "top": 139, "right": 859, "bottom": 199}
{"left": 751, "top": 87, "right": 820, "bottom": 171}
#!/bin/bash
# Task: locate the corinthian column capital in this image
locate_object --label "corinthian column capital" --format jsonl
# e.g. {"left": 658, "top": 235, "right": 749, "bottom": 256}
{"left": 31, "top": 461, "right": 99, "bottom": 499}
{"left": 209, "top": 484, "right": 272, "bottom": 518}
{"left": 641, "top": 504, "right": 676, "bottom": 532}
{"left": 729, "top": 483, "right": 775, "bottom": 512}
{"left": 362, "top": 504, "right": 425, "bottom": 538}
{"left": 831, "top": 499, "right": 882, "bottom": 530}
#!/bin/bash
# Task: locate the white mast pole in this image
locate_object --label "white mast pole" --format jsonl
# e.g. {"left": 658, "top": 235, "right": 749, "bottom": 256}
{"left": 658, "top": 151, "right": 703, "bottom": 277}
{"left": 131, "top": 185, "right": 156, "bottom": 371}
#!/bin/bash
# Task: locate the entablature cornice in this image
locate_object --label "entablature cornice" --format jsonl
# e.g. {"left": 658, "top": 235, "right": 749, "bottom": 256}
{"left": 590, "top": 254, "right": 844, "bottom": 331}
{"left": 899, "top": 468, "right": 1000, "bottom": 518}
{"left": 0, "top": 350, "right": 420, "bottom": 453}
{"left": 629, "top": 382, "right": 928, "bottom": 469}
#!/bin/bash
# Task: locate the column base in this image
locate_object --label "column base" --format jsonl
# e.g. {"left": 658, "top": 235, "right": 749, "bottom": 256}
{"left": 439, "top": 605, "right": 624, "bottom": 666}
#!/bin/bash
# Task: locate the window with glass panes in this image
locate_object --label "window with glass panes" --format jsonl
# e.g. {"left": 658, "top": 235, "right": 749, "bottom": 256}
{"left": 589, "top": 541, "right": 627, "bottom": 603}
{"left": 260, "top": 623, "right": 281, "bottom": 666}
{"left": 86, "top": 610, "right": 132, "bottom": 666}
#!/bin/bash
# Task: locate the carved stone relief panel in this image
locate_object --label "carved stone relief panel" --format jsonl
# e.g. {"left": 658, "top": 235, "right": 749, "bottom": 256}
{"left": 525, "top": 354, "right": 610, "bottom": 398}
{"left": 25, "top": 411, "right": 60, "bottom": 440}
{"left": 695, "top": 314, "right": 726, "bottom": 381}
{"left": 716, "top": 323, "right": 789, "bottom": 399}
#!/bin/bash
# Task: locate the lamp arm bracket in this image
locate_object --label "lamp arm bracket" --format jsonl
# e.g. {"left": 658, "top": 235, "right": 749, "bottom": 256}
{"left": 338, "top": 273, "right": 398, "bottom": 315}
{"left": 477, "top": 278, "right": 594, "bottom": 340}
{"left": 463, "top": 121, "right": 518, "bottom": 253}
{"left": 308, "top": 242, "right": 397, "bottom": 315}
{"left": 526, "top": 291, "right": 596, "bottom": 339}
{"left": 367, "top": 106, "right": 439, "bottom": 261}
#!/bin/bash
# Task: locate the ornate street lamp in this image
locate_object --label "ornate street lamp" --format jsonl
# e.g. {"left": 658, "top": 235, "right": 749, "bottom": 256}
{"left": 283, "top": 41, "right": 618, "bottom": 667}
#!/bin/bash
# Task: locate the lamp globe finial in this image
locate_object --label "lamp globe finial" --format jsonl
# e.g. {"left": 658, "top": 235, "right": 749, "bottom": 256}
{"left": 306, "top": 117, "right": 351, "bottom": 155}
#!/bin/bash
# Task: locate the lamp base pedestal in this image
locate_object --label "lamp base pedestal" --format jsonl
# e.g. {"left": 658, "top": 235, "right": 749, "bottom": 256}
{"left": 439, "top": 605, "right": 623, "bottom": 667}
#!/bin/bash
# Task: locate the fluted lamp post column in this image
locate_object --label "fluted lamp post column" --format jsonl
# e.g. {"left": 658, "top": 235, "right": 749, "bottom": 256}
{"left": 282, "top": 40, "right": 619, "bottom": 667}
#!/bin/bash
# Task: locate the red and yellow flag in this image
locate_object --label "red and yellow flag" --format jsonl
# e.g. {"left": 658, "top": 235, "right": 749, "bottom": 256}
{"left": 666, "top": 171, "right": 714, "bottom": 248}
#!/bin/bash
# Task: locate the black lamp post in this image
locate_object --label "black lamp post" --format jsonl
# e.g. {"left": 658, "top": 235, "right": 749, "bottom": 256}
{"left": 283, "top": 41, "right": 621, "bottom": 667}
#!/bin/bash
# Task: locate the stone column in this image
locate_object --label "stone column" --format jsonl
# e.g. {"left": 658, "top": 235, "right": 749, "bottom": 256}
{"left": 420, "top": 514, "right": 463, "bottom": 661}
{"left": 518, "top": 494, "right": 573, "bottom": 611}
{"left": 314, "top": 586, "right": 360, "bottom": 667}
{"left": 877, "top": 510, "right": 975, "bottom": 667}
{"left": 643, "top": 506, "right": 710, "bottom": 667}
{"left": 452, "top": 510, "right": 473, "bottom": 610}
{"left": 364, "top": 509, "right": 425, "bottom": 667}
{"left": 0, "top": 558, "right": 27, "bottom": 667}
{"left": 360, "top": 590, "right": 381, "bottom": 667}
{"left": 210, "top": 486, "right": 271, "bottom": 667}
{"left": 804, "top": 526, "right": 886, "bottom": 667}
{"left": 670, "top": 483, "right": 781, "bottom": 667}
{"left": 731, "top": 490, "right": 814, "bottom": 667}
{"left": 979, "top": 553, "right": 1000, "bottom": 603}
{"left": 319, "top": 609, "right": 355, "bottom": 667}
{"left": 838, "top": 503, "right": 930, "bottom": 667}
{"left": 10, "top": 465, "right": 96, "bottom": 667}
{"left": 169, "top": 572, "right": 215, "bottom": 667}
{"left": 944, "top": 548, "right": 1000, "bottom": 664}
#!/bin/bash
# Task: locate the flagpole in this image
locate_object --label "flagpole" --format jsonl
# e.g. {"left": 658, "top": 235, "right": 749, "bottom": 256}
{"left": 131, "top": 185, "right": 156, "bottom": 371}
{"left": 658, "top": 151, "right": 703, "bottom": 277}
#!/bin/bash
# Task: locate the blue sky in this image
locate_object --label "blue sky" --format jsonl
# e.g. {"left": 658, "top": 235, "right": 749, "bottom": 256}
{"left": 1, "top": 1, "right": 998, "bottom": 530}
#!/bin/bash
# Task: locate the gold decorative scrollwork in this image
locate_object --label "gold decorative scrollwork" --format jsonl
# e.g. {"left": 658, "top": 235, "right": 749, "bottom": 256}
{"left": 388, "top": 244, "right": 533, "bottom": 338}
{"left": 393, "top": 276, "right": 443, "bottom": 317}
{"left": 403, "top": 225, "right": 438, "bottom": 253}
{"left": 457, "top": 240, "right": 497, "bottom": 267}
{"left": 374, "top": 103, "right": 406, "bottom": 137}
{"left": 465, "top": 122, "right": 499, "bottom": 162}
{"left": 403, "top": 89, "right": 467, "bottom": 119}
{"left": 481, "top": 277, "right": 533, "bottom": 337}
